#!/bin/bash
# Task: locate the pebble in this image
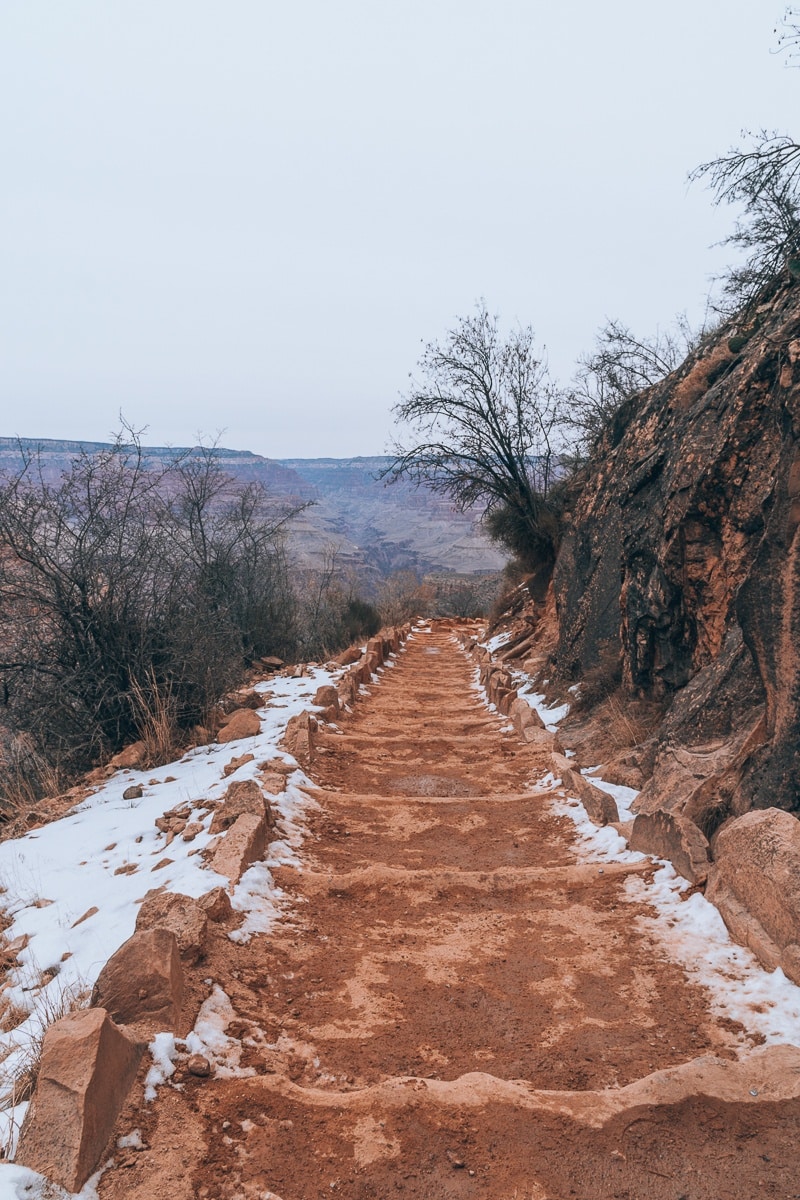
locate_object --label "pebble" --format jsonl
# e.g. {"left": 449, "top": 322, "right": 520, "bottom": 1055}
{"left": 188, "top": 1054, "right": 212, "bottom": 1078}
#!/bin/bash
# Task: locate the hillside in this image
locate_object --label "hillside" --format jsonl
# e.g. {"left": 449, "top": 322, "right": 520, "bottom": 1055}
{"left": 549, "top": 277, "right": 800, "bottom": 825}
{"left": 0, "top": 441, "right": 504, "bottom": 578}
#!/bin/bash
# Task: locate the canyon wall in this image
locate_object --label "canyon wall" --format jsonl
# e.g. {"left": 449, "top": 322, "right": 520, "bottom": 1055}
{"left": 553, "top": 279, "right": 800, "bottom": 830}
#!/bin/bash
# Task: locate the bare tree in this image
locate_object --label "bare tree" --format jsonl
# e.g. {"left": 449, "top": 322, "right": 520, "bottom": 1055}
{"left": 0, "top": 429, "right": 306, "bottom": 785}
{"left": 687, "top": 19, "right": 800, "bottom": 314}
{"left": 384, "top": 305, "right": 566, "bottom": 569}
{"left": 776, "top": 6, "right": 800, "bottom": 63}
{"left": 690, "top": 130, "right": 800, "bottom": 313}
{"left": 568, "top": 316, "right": 701, "bottom": 452}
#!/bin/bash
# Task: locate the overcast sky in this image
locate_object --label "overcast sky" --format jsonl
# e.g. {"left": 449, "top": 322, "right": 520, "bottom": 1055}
{"left": 0, "top": 1, "right": 795, "bottom": 458}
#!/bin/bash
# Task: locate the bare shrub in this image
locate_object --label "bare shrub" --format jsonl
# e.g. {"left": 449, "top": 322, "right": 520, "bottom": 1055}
{"left": 602, "top": 692, "right": 659, "bottom": 750}
{"left": 691, "top": 131, "right": 800, "bottom": 314}
{"left": 376, "top": 570, "right": 433, "bottom": 625}
{"left": 567, "top": 316, "right": 704, "bottom": 454}
{"left": 127, "top": 670, "right": 181, "bottom": 769}
{"left": 571, "top": 639, "right": 623, "bottom": 711}
{"left": 0, "top": 429, "right": 305, "bottom": 789}
{"left": 0, "top": 735, "right": 63, "bottom": 816}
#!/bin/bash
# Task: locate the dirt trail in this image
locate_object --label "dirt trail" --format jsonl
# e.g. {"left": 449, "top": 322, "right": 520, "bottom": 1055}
{"left": 101, "top": 625, "right": 800, "bottom": 1200}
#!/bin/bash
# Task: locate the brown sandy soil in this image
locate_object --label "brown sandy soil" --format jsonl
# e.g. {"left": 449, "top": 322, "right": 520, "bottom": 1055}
{"left": 99, "top": 625, "right": 800, "bottom": 1200}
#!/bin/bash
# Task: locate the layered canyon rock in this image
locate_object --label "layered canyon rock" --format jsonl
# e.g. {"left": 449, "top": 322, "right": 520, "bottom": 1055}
{"left": 554, "top": 279, "right": 800, "bottom": 824}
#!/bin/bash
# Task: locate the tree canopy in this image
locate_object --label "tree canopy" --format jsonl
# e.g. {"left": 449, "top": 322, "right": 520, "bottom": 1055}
{"left": 385, "top": 305, "right": 565, "bottom": 568}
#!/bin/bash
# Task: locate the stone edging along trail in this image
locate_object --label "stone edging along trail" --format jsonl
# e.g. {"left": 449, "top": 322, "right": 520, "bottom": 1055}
{"left": 80, "top": 618, "right": 800, "bottom": 1200}
{"left": 461, "top": 621, "right": 800, "bottom": 991}
{"left": 15, "top": 619, "right": 800, "bottom": 1199}
{"left": 11, "top": 626, "right": 411, "bottom": 1194}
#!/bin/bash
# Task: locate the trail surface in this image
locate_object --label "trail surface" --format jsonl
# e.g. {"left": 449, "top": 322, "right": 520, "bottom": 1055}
{"left": 101, "top": 625, "right": 800, "bottom": 1200}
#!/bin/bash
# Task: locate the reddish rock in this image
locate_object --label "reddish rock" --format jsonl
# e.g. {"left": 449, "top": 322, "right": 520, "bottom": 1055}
{"left": 91, "top": 928, "right": 183, "bottom": 1035}
{"left": 211, "top": 812, "right": 267, "bottom": 885}
{"left": 258, "top": 756, "right": 294, "bottom": 775}
{"left": 209, "top": 778, "right": 273, "bottom": 836}
{"left": 282, "top": 711, "right": 317, "bottom": 763}
{"left": 223, "top": 752, "right": 256, "bottom": 778}
{"left": 17, "top": 1008, "right": 142, "bottom": 1192}
{"left": 630, "top": 809, "right": 711, "bottom": 884}
{"left": 552, "top": 754, "right": 619, "bottom": 825}
{"left": 259, "top": 655, "right": 284, "bottom": 670}
{"left": 335, "top": 644, "right": 364, "bottom": 666}
{"left": 706, "top": 808, "right": 800, "bottom": 983}
{"left": 199, "top": 886, "right": 234, "bottom": 922}
{"left": 260, "top": 770, "right": 287, "bottom": 795}
{"left": 509, "top": 697, "right": 545, "bottom": 734}
{"left": 108, "top": 740, "right": 147, "bottom": 770}
{"left": 135, "top": 890, "right": 209, "bottom": 964}
{"left": 187, "top": 1053, "right": 212, "bottom": 1078}
{"left": 313, "top": 684, "right": 340, "bottom": 712}
{"left": 217, "top": 708, "right": 261, "bottom": 743}
{"left": 366, "top": 636, "right": 385, "bottom": 663}
{"left": 524, "top": 726, "right": 563, "bottom": 753}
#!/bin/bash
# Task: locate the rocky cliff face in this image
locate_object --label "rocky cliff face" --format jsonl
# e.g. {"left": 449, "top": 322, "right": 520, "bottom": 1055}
{"left": 553, "top": 279, "right": 800, "bottom": 828}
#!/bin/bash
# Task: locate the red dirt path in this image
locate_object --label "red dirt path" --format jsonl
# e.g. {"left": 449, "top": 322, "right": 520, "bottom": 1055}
{"left": 100, "top": 624, "right": 800, "bottom": 1200}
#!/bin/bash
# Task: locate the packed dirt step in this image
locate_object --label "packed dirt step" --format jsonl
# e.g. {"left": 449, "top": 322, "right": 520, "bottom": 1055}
{"left": 99, "top": 624, "right": 800, "bottom": 1200}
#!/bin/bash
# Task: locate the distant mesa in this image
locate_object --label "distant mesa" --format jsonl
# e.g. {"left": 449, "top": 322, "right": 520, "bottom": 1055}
{"left": 0, "top": 438, "right": 504, "bottom": 577}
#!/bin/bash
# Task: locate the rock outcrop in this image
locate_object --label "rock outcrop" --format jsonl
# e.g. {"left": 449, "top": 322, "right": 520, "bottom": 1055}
{"left": 17, "top": 1008, "right": 142, "bottom": 1192}
{"left": 553, "top": 280, "right": 800, "bottom": 824}
{"left": 90, "top": 927, "right": 184, "bottom": 1035}
{"left": 706, "top": 808, "right": 800, "bottom": 984}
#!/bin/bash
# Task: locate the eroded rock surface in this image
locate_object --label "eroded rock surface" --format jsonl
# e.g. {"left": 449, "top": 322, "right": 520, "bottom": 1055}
{"left": 707, "top": 808, "right": 800, "bottom": 983}
{"left": 91, "top": 927, "right": 184, "bottom": 1035}
{"left": 553, "top": 282, "right": 800, "bottom": 820}
{"left": 17, "top": 1007, "right": 142, "bottom": 1192}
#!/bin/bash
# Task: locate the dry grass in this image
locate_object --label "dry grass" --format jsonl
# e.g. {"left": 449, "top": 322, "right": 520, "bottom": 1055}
{"left": 602, "top": 691, "right": 660, "bottom": 750}
{"left": 570, "top": 640, "right": 622, "bottom": 712}
{"left": 128, "top": 668, "right": 182, "bottom": 769}
{"left": 672, "top": 341, "right": 734, "bottom": 410}
{"left": 0, "top": 734, "right": 63, "bottom": 815}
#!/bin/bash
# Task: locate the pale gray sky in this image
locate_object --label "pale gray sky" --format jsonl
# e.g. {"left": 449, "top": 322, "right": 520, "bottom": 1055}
{"left": 0, "top": 1, "right": 795, "bottom": 457}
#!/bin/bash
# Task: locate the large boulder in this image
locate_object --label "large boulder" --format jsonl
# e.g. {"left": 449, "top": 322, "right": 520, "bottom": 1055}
{"left": 17, "top": 1008, "right": 142, "bottom": 1192}
{"left": 282, "top": 710, "right": 317, "bottom": 763}
{"left": 630, "top": 809, "right": 711, "bottom": 884}
{"left": 135, "top": 890, "right": 209, "bottom": 964}
{"left": 552, "top": 754, "right": 619, "bottom": 825}
{"left": 211, "top": 812, "right": 267, "bottom": 885}
{"left": 91, "top": 928, "right": 183, "bottom": 1035}
{"left": 209, "top": 778, "right": 273, "bottom": 836}
{"left": 217, "top": 708, "right": 261, "bottom": 743}
{"left": 509, "top": 697, "right": 545, "bottom": 735}
{"left": 706, "top": 808, "right": 800, "bottom": 984}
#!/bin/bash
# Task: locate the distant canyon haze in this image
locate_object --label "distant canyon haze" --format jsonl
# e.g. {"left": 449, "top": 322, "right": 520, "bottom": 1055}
{"left": 0, "top": 438, "right": 506, "bottom": 582}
